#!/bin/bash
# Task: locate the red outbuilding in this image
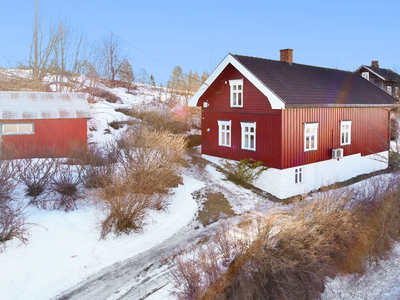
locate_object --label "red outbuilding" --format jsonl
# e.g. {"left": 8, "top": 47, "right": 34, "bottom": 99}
{"left": 189, "top": 50, "right": 399, "bottom": 199}
{"left": 0, "top": 91, "right": 91, "bottom": 159}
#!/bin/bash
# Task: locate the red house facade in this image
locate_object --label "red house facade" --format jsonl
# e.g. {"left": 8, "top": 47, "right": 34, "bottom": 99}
{"left": 0, "top": 92, "right": 91, "bottom": 159}
{"left": 189, "top": 50, "right": 398, "bottom": 199}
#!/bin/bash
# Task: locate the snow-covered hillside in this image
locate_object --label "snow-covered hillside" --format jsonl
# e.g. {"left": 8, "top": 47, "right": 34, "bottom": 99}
{"left": 0, "top": 85, "right": 400, "bottom": 300}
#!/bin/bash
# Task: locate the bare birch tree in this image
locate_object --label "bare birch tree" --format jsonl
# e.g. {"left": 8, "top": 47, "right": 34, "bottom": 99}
{"left": 98, "top": 32, "right": 125, "bottom": 87}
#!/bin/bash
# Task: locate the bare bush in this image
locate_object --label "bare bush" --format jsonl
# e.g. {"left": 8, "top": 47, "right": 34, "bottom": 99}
{"left": 0, "top": 201, "right": 28, "bottom": 251}
{"left": 0, "top": 159, "right": 19, "bottom": 200}
{"left": 50, "top": 163, "right": 82, "bottom": 212}
{"left": 128, "top": 106, "right": 190, "bottom": 134}
{"left": 171, "top": 179, "right": 400, "bottom": 300}
{"left": 169, "top": 217, "right": 273, "bottom": 300}
{"left": 18, "top": 157, "right": 57, "bottom": 200}
{"left": 116, "top": 126, "right": 186, "bottom": 195}
{"left": 221, "top": 158, "right": 268, "bottom": 184}
{"left": 81, "top": 86, "right": 121, "bottom": 103}
{"left": 68, "top": 143, "right": 116, "bottom": 188}
{"left": 97, "top": 178, "right": 153, "bottom": 239}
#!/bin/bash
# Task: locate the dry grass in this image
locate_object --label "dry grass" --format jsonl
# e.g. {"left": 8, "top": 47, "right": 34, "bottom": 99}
{"left": 170, "top": 175, "right": 400, "bottom": 300}
{"left": 96, "top": 178, "right": 154, "bottom": 239}
{"left": 81, "top": 86, "right": 121, "bottom": 103}
{"left": 116, "top": 126, "right": 186, "bottom": 195}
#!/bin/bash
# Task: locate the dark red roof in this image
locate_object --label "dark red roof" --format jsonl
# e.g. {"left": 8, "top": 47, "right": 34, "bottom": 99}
{"left": 232, "top": 54, "right": 398, "bottom": 107}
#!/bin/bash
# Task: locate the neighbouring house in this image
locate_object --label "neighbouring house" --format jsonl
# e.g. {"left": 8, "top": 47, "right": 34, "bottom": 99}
{"left": 355, "top": 61, "right": 400, "bottom": 99}
{"left": 189, "top": 49, "right": 399, "bottom": 199}
{"left": 0, "top": 91, "right": 91, "bottom": 159}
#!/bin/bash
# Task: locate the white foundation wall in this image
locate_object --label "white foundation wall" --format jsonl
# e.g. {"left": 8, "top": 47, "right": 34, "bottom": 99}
{"left": 203, "top": 151, "right": 389, "bottom": 199}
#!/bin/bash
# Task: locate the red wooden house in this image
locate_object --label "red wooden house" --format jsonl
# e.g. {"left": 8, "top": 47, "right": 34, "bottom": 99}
{"left": 0, "top": 91, "right": 91, "bottom": 159}
{"left": 189, "top": 50, "right": 398, "bottom": 199}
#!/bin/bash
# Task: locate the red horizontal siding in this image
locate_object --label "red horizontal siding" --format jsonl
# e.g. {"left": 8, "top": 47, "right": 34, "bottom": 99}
{"left": 2, "top": 118, "right": 88, "bottom": 158}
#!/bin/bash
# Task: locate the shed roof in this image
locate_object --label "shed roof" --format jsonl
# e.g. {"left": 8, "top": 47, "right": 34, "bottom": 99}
{"left": 0, "top": 92, "right": 92, "bottom": 120}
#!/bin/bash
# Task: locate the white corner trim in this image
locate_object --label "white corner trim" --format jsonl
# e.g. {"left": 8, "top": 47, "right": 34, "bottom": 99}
{"left": 189, "top": 54, "right": 286, "bottom": 109}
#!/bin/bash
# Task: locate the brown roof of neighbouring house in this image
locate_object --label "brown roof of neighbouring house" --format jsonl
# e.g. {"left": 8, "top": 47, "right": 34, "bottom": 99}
{"left": 365, "top": 66, "right": 400, "bottom": 82}
{"left": 232, "top": 54, "right": 399, "bottom": 107}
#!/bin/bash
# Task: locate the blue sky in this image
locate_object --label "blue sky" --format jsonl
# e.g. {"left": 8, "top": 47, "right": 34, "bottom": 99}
{"left": 1, "top": 0, "right": 399, "bottom": 85}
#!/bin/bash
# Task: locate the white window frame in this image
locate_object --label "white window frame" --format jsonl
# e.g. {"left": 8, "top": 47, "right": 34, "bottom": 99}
{"left": 2, "top": 123, "right": 34, "bottom": 135}
{"left": 387, "top": 85, "right": 392, "bottom": 95}
{"left": 229, "top": 79, "right": 243, "bottom": 108}
{"left": 241, "top": 122, "right": 256, "bottom": 151}
{"left": 217, "top": 120, "right": 231, "bottom": 147}
{"left": 295, "top": 167, "right": 303, "bottom": 184}
{"left": 304, "top": 123, "right": 318, "bottom": 151}
{"left": 340, "top": 120, "right": 352, "bottom": 146}
{"left": 362, "top": 72, "right": 369, "bottom": 80}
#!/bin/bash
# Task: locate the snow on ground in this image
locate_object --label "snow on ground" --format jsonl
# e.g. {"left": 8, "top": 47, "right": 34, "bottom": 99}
{"left": 322, "top": 242, "right": 400, "bottom": 300}
{"left": 0, "top": 174, "right": 203, "bottom": 300}
{"left": 1, "top": 86, "right": 400, "bottom": 300}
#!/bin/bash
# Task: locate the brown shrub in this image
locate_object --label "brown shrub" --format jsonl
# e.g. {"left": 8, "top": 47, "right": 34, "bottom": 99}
{"left": 0, "top": 201, "right": 28, "bottom": 251}
{"left": 172, "top": 177, "right": 400, "bottom": 300}
{"left": 97, "top": 178, "right": 153, "bottom": 239}
{"left": 128, "top": 106, "right": 190, "bottom": 134}
{"left": 116, "top": 126, "right": 186, "bottom": 194}
{"left": 81, "top": 86, "right": 121, "bottom": 103}
{"left": 50, "top": 163, "right": 82, "bottom": 212}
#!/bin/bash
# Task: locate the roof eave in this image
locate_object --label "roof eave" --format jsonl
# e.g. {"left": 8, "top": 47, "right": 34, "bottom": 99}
{"left": 361, "top": 66, "right": 386, "bottom": 81}
{"left": 285, "top": 103, "right": 400, "bottom": 108}
{"left": 189, "top": 54, "right": 286, "bottom": 109}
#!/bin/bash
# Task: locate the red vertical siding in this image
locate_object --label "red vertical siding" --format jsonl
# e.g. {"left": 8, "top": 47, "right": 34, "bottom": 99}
{"left": 281, "top": 107, "right": 390, "bottom": 169}
{"left": 199, "top": 63, "right": 273, "bottom": 112}
{"left": 198, "top": 63, "right": 391, "bottom": 170}
{"left": 201, "top": 107, "right": 390, "bottom": 170}
{"left": 2, "top": 118, "right": 88, "bottom": 158}
{"left": 202, "top": 110, "right": 283, "bottom": 169}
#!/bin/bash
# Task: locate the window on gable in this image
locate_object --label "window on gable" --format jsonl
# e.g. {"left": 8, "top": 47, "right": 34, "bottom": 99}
{"left": 304, "top": 123, "right": 318, "bottom": 151}
{"left": 340, "top": 120, "right": 352, "bottom": 146}
{"left": 295, "top": 167, "right": 303, "bottom": 184}
{"left": 387, "top": 86, "right": 392, "bottom": 95}
{"left": 241, "top": 122, "right": 256, "bottom": 151}
{"left": 362, "top": 72, "right": 369, "bottom": 80}
{"left": 218, "top": 120, "right": 231, "bottom": 147}
{"left": 3, "top": 123, "right": 34, "bottom": 135}
{"left": 229, "top": 79, "right": 243, "bottom": 107}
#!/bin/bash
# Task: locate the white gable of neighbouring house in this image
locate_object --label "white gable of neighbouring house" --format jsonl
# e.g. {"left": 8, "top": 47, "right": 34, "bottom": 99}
{"left": 188, "top": 54, "right": 286, "bottom": 109}
{"left": 0, "top": 92, "right": 92, "bottom": 120}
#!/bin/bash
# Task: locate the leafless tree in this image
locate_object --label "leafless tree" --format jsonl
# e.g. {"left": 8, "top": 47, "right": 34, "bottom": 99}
{"left": 98, "top": 32, "right": 125, "bottom": 87}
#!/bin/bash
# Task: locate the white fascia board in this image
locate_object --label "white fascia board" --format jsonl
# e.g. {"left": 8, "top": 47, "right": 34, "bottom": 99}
{"left": 188, "top": 54, "right": 286, "bottom": 109}
{"left": 361, "top": 66, "right": 386, "bottom": 80}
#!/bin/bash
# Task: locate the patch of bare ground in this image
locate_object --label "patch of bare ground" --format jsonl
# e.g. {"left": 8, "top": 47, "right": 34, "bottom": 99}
{"left": 193, "top": 190, "right": 236, "bottom": 227}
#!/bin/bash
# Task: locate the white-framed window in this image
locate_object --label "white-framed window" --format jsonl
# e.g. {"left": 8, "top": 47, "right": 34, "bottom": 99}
{"left": 362, "top": 72, "right": 369, "bottom": 80}
{"left": 295, "top": 167, "right": 303, "bottom": 184}
{"left": 304, "top": 123, "right": 318, "bottom": 151}
{"left": 387, "top": 86, "right": 392, "bottom": 95}
{"left": 229, "top": 79, "right": 243, "bottom": 107}
{"left": 2, "top": 123, "right": 34, "bottom": 135}
{"left": 217, "top": 120, "right": 231, "bottom": 147}
{"left": 241, "top": 122, "right": 256, "bottom": 151}
{"left": 340, "top": 120, "right": 352, "bottom": 146}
